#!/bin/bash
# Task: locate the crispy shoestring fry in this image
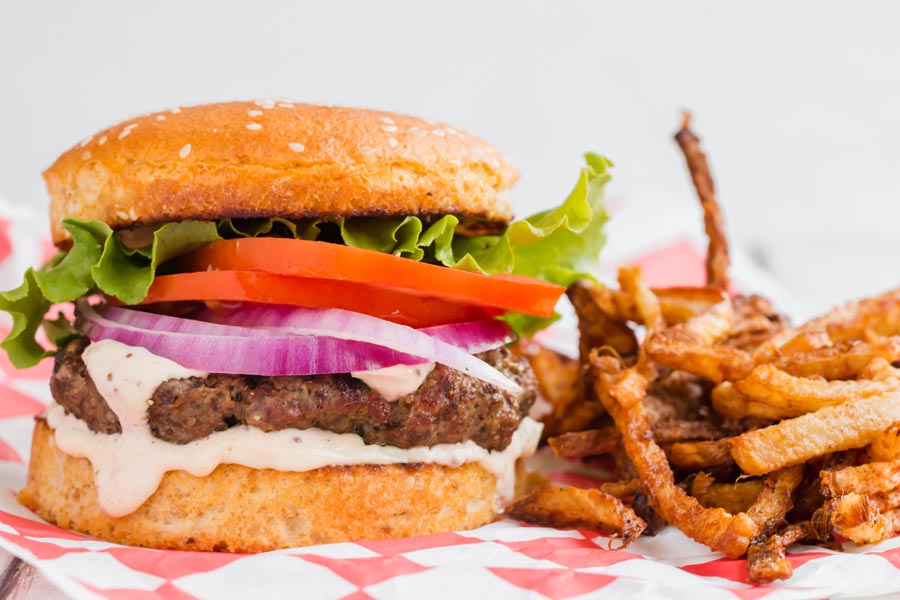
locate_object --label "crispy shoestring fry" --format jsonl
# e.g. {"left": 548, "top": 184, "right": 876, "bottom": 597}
{"left": 618, "top": 266, "right": 664, "bottom": 333}
{"left": 691, "top": 474, "right": 765, "bottom": 514}
{"left": 867, "top": 424, "right": 900, "bottom": 462}
{"left": 598, "top": 479, "right": 644, "bottom": 501}
{"left": 590, "top": 353, "right": 756, "bottom": 558}
{"left": 860, "top": 357, "right": 900, "bottom": 382}
{"left": 762, "top": 289, "right": 900, "bottom": 354}
{"left": 730, "top": 390, "right": 900, "bottom": 476}
{"left": 734, "top": 364, "right": 900, "bottom": 417}
{"left": 711, "top": 381, "right": 787, "bottom": 420}
{"left": 747, "top": 523, "right": 816, "bottom": 584}
{"left": 828, "top": 492, "right": 887, "bottom": 545}
{"left": 745, "top": 465, "right": 804, "bottom": 536}
{"left": 674, "top": 112, "right": 730, "bottom": 290}
{"left": 645, "top": 296, "right": 755, "bottom": 383}
{"left": 821, "top": 459, "right": 900, "bottom": 497}
{"left": 771, "top": 337, "right": 900, "bottom": 380}
{"left": 548, "top": 427, "right": 620, "bottom": 458}
{"left": 508, "top": 484, "right": 646, "bottom": 547}
{"left": 665, "top": 439, "right": 734, "bottom": 470}
{"left": 549, "top": 420, "right": 731, "bottom": 459}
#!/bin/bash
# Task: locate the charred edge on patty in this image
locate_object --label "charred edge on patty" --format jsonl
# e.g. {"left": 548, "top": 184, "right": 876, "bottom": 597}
{"left": 51, "top": 338, "right": 537, "bottom": 452}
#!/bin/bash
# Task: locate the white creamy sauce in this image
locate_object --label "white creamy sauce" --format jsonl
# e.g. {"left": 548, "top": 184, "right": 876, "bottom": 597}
{"left": 351, "top": 362, "right": 435, "bottom": 401}
{"left": 47, "top": 340, "right": 542, "bottom": 517}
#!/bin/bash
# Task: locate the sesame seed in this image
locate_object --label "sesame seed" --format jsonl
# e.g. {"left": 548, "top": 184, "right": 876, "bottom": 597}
{"left": 156, "top": 115, "right": 166, "bottom": 121}
{"left": 408, "top": 126, "right": 419, "bottom": 132}
{"left": 288, "top": 142, "right": 305, "bottom": 152}
{"left": 171, "top": 107, "right": 181, "bottom": 114}
{"left": 81, "top": 151, "right": 91, "bottom": 160}
{"left": 246, "top": 123, "right": 262, "bottom": 130}
{"left": 277, "top": 102, "right": 294, "bottom": 108}
{"left": 118, "top": 129, "right": 132, "bottom": 140}
{"left": 179, "top": 143, "right": 192, "bottom": 158}
{"left": 98, "top": 135, "right": 107, "bottom": 145}
{"left": 432, "top": 129, "right": 446, "bottom": 137}
{"left": 78, "top": 136, "right": 93, "bottom": 148}
{"left": 380, "top": 116, "right": 395, "bottom": 125}
{"left": 388, "top": 137, "right": 399, "bottom": 148}
{"left": 414, "top": 130, "right": 427, "bottom": 137}
{"left": 254, "top": 99, "right": 276, "bottom": 109}
{"left": 382, "top": 125, "right": 398, "bottom": 132}
{"left": 115, "top": 210, "right": 129, "bottom": 220}
{"left": 129, "top": 208, "right": 137, "bottom": 220}
{"left": 247, "top": 109, "right": 263, "bottom": 117}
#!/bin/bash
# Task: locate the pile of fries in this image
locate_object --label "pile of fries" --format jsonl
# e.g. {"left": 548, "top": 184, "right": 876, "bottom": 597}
{"left": 510, "top": 115, "right": 900, "bottom": 583}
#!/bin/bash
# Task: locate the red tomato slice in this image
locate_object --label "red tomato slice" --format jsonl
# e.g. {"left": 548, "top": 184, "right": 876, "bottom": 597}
{"left": 136, "top": 271, "right": 503, "bottom": 328}
{"left": 177, "top": 238, "right": 564, "bottom": 317}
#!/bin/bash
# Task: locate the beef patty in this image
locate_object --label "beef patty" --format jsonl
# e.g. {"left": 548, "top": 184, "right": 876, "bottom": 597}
{"left": 50, "top": 339, "right": 537, "bottom": 451}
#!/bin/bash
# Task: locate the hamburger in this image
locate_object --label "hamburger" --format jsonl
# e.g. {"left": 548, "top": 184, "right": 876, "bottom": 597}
{"left": 0, "top": 101, "right": 610, "bottom": 551}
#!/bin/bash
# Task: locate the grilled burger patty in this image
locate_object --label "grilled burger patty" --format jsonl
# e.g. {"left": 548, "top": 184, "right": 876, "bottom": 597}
{"left": 50, "top": 339, "right": 537, "bottom": 451}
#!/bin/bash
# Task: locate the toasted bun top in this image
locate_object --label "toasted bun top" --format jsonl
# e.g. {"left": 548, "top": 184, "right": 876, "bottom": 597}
{"left": 44, "top": 101, "right": 519, "bottom": 245}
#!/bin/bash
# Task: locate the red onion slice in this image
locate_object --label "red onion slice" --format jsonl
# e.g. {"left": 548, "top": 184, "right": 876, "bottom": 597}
{"left": 76, "top": 301, "right": 519, "bottom": 391}
{"left": 420, "top": 320, "right": 513, "bottom": 354}
{"left": 192, "top": 304, "right": 518, "bottom": 391}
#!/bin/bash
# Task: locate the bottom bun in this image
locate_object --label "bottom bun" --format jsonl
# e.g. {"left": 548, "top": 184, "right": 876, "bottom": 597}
{"left": 19, "top": 419, "right": 500, "bottom": 552}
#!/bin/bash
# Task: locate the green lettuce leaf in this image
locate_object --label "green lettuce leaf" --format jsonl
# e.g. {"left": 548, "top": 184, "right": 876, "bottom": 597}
{"left": 0, "top": 269, "right": 52, "bottom": 368}
{"left": 0, "top": 153, "right": 611, "bottom": 366}
{"left": 93, "top": 221, "right": 221, "bottom": 304}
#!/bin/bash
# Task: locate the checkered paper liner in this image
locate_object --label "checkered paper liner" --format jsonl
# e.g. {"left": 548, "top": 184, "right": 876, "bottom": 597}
{"left": 0, "top": 200, "right": 899, "bottom": 599}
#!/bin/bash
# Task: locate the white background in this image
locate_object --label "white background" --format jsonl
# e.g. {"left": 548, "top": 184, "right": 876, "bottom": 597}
{"left": 1, "top": 0, "right": 898, "bottom": 315}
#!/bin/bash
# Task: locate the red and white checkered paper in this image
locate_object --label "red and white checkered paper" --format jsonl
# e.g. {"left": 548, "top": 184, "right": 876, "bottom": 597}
{"left": 1, "top": 200, "right": 900, "bottom": 599}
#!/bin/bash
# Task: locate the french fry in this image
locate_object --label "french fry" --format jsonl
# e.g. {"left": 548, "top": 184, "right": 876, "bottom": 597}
{"left": 730, "top": 390, "right": 900, "bottom": 476}
{"left": 598, "top": 479, "right": 644, "bottom": 501}
{"left": 828, "top": 493, "right": 886, "bottom": 545}
{"left": 726, "top": 294, "right": 789, "bottom": 351}
{"left": 745, "top": 465, "right": 804, "bottom": 535}
{"left": 867, "top": 425, "right": 900, "bottom": 462}
{"left": 674, "top": 112, "right": 730, "bottom": 290}
{"left": 859, "top": 357, "right": 900, "bottom": 382}
{"left": 821, "top": 458, "right": 900, "bottom": 497}
{"left": 591, "top": 353, "right": 756, "bottom": 558}
{"left": 518, "top": 341, "right": 581, "bottom": 437}
{"left": 568, "top": 280, "right": 638, "bottom": 361}
{"left": 712, "top": 381, "right": 788, "bottom": 420}
{"left": 747, "top": 523, "right": 814, "bottom": 584}
{"left": 507, "top": 484, "right": 646, "bottom": 546}
{"left": 772, "top": 337, "right": 900, "bottom": 380}
{"left": 766, "top": 289, "right": 900, "bottom": 350}
{"left": 867, "top": 486, "right": 900, "bottom": 512}
{"left": 665, "top": 439, "right": 734, "bottom": 470}
{"left": 733, "top": 364, "right": 900, "bottom": 417}
{"left": 618, "top": 266, "right": 664, "bottom": 333}
{"left": 549, "top": 420, "right": 729, "bottom": 460}
{"left": 652, "top": 420, "right": 727, "bottom": 443}
{"left": 691, "top": 473, "right": 765, "bottom": 514}
{"left": 645, "top": 298, "right": 755, "bottom": 383}
{"left": 548, "top": 427, "right": 619, "bottom": 458}
{"left": 656, "top": 287, "right": 727, "bottom": 325}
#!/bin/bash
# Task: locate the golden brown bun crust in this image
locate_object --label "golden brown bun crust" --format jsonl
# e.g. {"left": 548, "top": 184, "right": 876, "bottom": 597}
{"left": 19, "top": 419, "right": 498, "bottom": 551}
{"left": 45, "top": 101, "right": 518, "bottom": 245}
